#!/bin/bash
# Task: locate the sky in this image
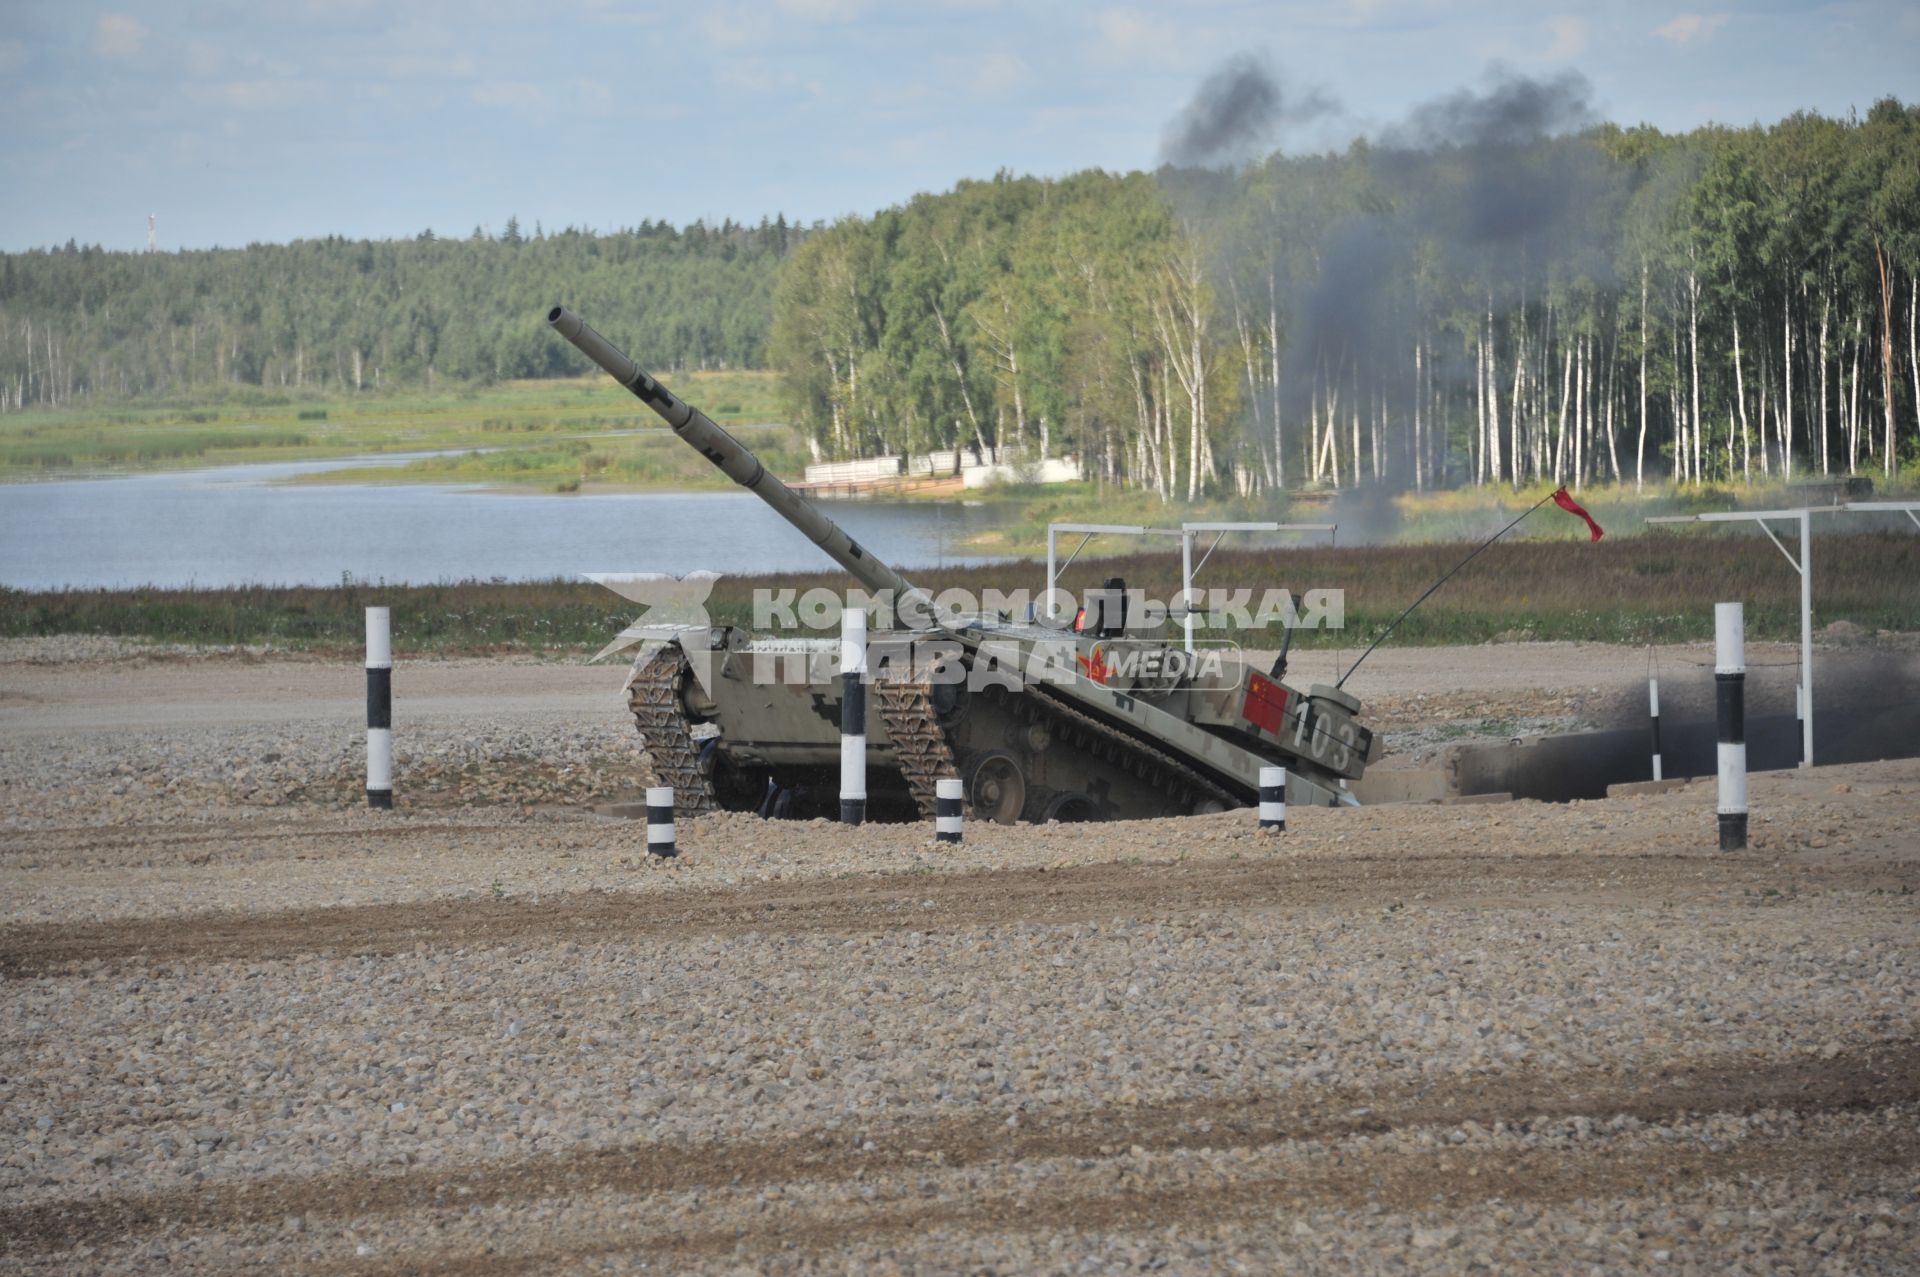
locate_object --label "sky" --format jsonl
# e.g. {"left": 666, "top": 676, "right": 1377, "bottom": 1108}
{"left": 1, "top": 0, "right": 1916, "bottom": 252}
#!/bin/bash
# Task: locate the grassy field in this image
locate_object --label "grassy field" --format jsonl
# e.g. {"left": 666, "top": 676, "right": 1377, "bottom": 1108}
{"left": 6, "top": 530, "right": 1911, "bottom": 656}
{"left": 953, "top": 477, "right": 1915, "bottom": 554}
{"left": 0, "top": 372, "right": 785, "bottom": 484}
{"left": 295, "top": 420, "right": 813, "bottom": 492}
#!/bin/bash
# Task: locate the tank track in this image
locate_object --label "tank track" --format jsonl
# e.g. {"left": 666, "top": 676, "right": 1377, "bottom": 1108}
{"left": 880, "top": 673, "right": 1239, "bottom": 820}
{"left": 1018, "top": 685, "right": 1240, "bottom": 814}
{"left": 874, "top": 678, "right": 961, "bottom": 818}
{"left": 625, "top": 643, "right": 717, "bottom": 815}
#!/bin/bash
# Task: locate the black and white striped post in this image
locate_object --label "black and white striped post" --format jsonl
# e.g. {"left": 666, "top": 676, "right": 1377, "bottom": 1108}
{"left": 1715, "top": 602, "right": 1747, "bottom": 851}
{"left": 1795, "top": 683, "right": 1806, "bottom": 768}
{"left": 365, "top": 606, "right": 392, "bottom": 810}
{"left": 1258, "top": 765, "right": 1287, "bottom": 831}
{"left": 840, "top": 605, "right": 867, "bottom": 826}
{"left": 935, "top": 777, "right": 964, "bottom": 844}
{"left": 1648, "top": 674, "right": 1664, "bottom": 782}
{"left": 646, "top": 786, "right": 677, "bottom": 857}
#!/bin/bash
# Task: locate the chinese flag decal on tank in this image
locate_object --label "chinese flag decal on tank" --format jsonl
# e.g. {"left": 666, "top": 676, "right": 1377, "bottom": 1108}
{"left": 1242, "top": 671, "right": 1289, "bottom": 735}
{"left": 1076, "top": 643, "right": 1110, "bottom": 685}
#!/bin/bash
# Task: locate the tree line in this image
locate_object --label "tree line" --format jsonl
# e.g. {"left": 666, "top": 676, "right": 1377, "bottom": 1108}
{"left": 4, "top": 99, "right": 1916, "bottom": 492}
{"left": 771, "top": 99, "right": 1919, "bottom": 489}
{"left": 0, "top": 216, "right": 800, "bottom": 407}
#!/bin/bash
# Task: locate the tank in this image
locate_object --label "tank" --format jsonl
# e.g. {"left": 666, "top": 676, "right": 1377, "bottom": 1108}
{"left": 548, "top": 305, "right": 1379, "bottom": 822}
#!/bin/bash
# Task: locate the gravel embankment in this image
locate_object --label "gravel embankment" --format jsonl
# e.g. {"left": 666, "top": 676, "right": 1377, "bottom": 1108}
{"left": 0, "top": 713, "right": 639, "bottom": 820}
{"left": 0, "top": 634, "right": 1873, "bottom": 820}
{"left": 0, "top": 640, "right": 637, "bottom": 821}
{"left": 1, "top": 642, "right": 1915, "bottom": 1273}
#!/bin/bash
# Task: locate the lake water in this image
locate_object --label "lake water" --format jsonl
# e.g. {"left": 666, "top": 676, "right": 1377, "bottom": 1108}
{"left": 0, "top": 456, "right": 1018, "bottom": 590}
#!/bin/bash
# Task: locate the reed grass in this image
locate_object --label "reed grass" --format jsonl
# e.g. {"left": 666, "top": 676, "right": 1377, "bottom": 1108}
{"left": 6, "top": 531, "right": 1909, "bottom": 655}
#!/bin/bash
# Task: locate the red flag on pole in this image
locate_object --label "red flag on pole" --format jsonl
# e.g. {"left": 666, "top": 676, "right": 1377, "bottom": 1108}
{"left": 1551, "top": 486, "right": 1604, "bottom": 542}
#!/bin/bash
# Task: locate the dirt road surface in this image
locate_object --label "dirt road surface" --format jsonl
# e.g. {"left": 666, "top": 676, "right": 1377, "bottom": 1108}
{"left": 2, "top": 639, "right": 1915, "bottom": 1273}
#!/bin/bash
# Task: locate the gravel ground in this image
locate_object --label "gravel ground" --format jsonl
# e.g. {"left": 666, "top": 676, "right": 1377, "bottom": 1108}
{"left": 1, "top": 640, "right": 1916, "bottom": 1273}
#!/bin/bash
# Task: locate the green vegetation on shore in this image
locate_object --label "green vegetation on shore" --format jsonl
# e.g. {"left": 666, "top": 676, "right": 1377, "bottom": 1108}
{"left": 0, "top": 371, "right": 783, "bottom": 483}
{"left": 6, "top": 532, "right": 1910, "bottom": 656}
{"left": 295, "top": 420, "right": 812, "bottom": 493}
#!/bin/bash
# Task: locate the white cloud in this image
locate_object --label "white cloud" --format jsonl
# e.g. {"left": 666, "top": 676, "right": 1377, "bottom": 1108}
{"left": 187, "top": 41, "right": 226, "bottom": 78}
{"left": 715, "top": 61, "right": 775, "bottom": 93}
{"left": 190, "top": 79, "right": 322, "bottom": 111}
{"left": 1543, "top": 15, "right": 1588, "bottom": 60}
{"left": 472, "top": 81, "right": 550, "bottom": 111}
{"left": 92, "top": 14, "right": 146, "bottom": 60}
{"left": 0, "top": 39, "right": 27, "bottom": 74}
{"left": 304, "top": 0, "right": 384, "bottom": 17}
{"left": 379, "top": 53, "right": 479, "bottom": 81}
{"left": 715, "top": 59, "right": 831, "bottom": 104}
{"left": 570, "top": 77, "right": 614, "bottom": 113}
{"left": 972, "top": 51, "right": 1030, "bottom": 97}
{"left": 826, "top": 125, "right": 947, "bottom": 167}
{"left": 697, "top": 5, "right": 766, "bottom": 49}
{"left": 1091, "top": 7, "right": 1178, "bottom": 67}
{"left": 773, "top": 0, "right": 866, "bottom": 20}
{"left": 1653, "top": 12, "right": 1730, "bottom": 45}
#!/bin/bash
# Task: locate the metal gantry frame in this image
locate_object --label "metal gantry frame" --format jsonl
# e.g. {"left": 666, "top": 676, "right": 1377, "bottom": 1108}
{"left": 1043, "top": 521, "right": 1339, "bottom": 651}
{"left": 1645, "top": 499, "right": 1920, "bottom": 767}
{"left": 1179, "top": 522, "right": 1338, "bottom": 654}
{"left": 1847, "top": 501, "right": 1920, "bottom": 532}
{"left": 1043, "top": 523, "right": 1185, "bottom": 624}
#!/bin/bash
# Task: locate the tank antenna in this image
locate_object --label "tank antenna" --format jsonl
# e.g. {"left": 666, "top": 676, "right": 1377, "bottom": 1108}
{"left": 1336, "top": 490, "right": 1557, "bottom": 690}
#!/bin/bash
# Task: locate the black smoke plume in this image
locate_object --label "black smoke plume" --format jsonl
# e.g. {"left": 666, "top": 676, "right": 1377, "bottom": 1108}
{"left": 1377, "top": 66, "right": 1603, "bottom": 249}
{"left": 1384, "top": 68, "right": 1597, "bottom": 151}
{"left": 1160, "top": 62, "right": 1618, "bottom": 495}
{"left": 1159, "top": 54, "right": 1337, "bottom": 167}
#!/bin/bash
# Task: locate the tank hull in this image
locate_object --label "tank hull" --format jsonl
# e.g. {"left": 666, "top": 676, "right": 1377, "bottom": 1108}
{"left": 633, "top": 624, "right": 1358, "bottom": 824}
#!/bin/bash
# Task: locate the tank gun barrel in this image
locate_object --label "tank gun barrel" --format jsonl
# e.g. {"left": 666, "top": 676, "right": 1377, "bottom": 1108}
{"left": 547, "top": 306, "right": 924, "bottom": 608}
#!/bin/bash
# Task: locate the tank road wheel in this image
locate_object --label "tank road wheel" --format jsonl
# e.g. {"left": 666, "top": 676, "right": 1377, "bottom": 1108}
{"left": 1040, "top": 792, "right": 1101, "bottom": 823}
{"left": 964, "top": 750, "right": 1028, "bottom": 825}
